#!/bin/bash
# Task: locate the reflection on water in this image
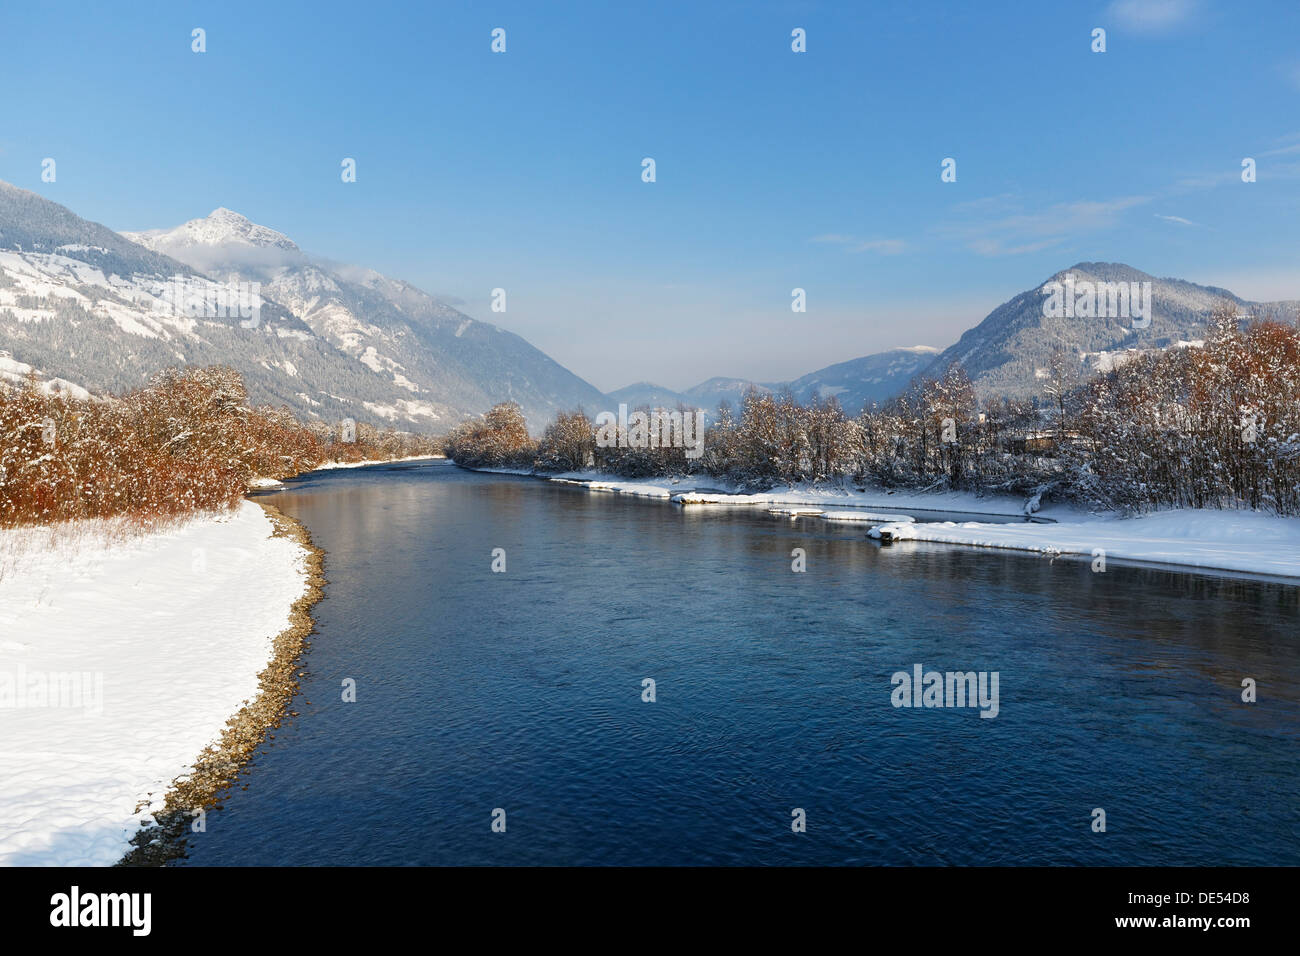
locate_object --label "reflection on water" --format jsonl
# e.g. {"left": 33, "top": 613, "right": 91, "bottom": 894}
{"left": 181, "top": 461, "right": 1300, "bottom": 866}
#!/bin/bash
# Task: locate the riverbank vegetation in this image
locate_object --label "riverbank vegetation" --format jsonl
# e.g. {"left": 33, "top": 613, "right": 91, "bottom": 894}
{"left": 0, "top": 365, "right": 442, "bottom": 528}
{"left": 446, "top": 307, "right": 1300, "bottom": 516}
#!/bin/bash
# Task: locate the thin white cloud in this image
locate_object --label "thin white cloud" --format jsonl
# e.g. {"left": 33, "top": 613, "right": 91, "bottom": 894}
{"left": 851, "top": 238, "right": 907, "bottom": 254}
{"left": 1155, "top": 213, "right": 1199, "bottom": 226}
{"left": 1174, "top": 136, "right": 1300, "bottom": 189}
{"left": 1105, "top": 0, "right": 1199, "bottom": 32}
{"left": 141, "top": 236, "right": 305, "bottom": 275}
{"left": 1262, "top": 143, "right": 1300, "bottom": 157}
{"left": 968, "top": 237, "right": 1065, "bottom": 257}
{"left": 812, "top": 234, "right": 907, "bottom": 255}
{"left": 938, "top": 195, "right": 1152, "bottom": 256}
{"left": 998, "top": 196, "right": 1151, "bottom": 232}
{"left": 1175, "top": 169, "right": 1240, "bottom": 189}
{"left": 947, "top": 193, "right": 1019, "bottom": 214}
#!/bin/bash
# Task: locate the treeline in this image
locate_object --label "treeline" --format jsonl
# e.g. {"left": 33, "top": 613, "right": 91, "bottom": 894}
{"left": 446, "top": 305, "right": 1300, "bottom": 515}
{"left": 0, "top": 365, "right": 442, "bottom": 527}
{"left": 1079, "top": 310, "right": 1300, "bottom": 514}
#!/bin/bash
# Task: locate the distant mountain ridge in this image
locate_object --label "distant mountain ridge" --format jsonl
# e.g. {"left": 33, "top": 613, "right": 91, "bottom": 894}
{"left": 611, "top": 265, "right": 1296, "bottom": 412}
{"left": 607, "top": 347, "right": 940, "bottom": 417}
{"left": 5, "top": 183, "right": 1294, "bottom": 429}
{"left": 604, "top": 382, "right": 697, "bottom": 410}
{"left": 786, "top": 346, "right": 939, "bottom": 411}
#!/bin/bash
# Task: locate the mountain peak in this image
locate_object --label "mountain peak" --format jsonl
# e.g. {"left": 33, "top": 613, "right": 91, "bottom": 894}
{"left": 188, "top": 207, "right": 298, "bottom": 250}
{"left": 123, "top": 207, "right": 299, "bottom": 254}
{"left": 1052, "top": 262, "right": 1149, "bottom": 283}
{"left": 207, "top": 206, "right": 249, "bottom": 224}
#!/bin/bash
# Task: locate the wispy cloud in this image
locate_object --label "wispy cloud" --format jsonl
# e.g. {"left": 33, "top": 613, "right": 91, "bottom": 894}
{"left": 1105, "top": 0, "right": 1200, "bottom": 32}
{"left": 1155, "top": 213, "right": 1199, "bottom": 226}
{"left": 966, "top": 237, "right": 1064, "bottom": 257}
{"left": 947, "top": 193, "right": 1019, "bottom": 215}
{"left": 811, "top": 234, "right": 907, "bottom": 255}
{"left": 937, "top": 195, "right": 1152, "bottom": 257}
{"left": 1175, "top": 169, "right": 1240, "bottom": 189}
{"left": 1175, "top": 136, "right": 1300, "bottom": 189}
{"left": 1262, "top": 143, "right": 1300, "bottom": 157}
{"left": 1262, "top": 132, "right": 1300, "bottom": 157}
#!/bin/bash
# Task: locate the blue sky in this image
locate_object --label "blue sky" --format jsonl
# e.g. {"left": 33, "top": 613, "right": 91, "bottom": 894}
{"left": 2, "top": 0, "right": 1298, "bottom": 391}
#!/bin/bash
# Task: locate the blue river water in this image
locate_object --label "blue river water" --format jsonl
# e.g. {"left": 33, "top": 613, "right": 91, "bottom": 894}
{"left": 178, "top": 460, "right": 1299, "bottom": 865}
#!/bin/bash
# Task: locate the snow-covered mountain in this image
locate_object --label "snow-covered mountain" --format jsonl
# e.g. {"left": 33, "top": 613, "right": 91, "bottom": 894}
{"left": 128, "top": 206, "right": 300, "bottom": 258}
{"left": 1, "top": 184, "right": 604, "bottom": 430}
{"left": 0, "top": 181, "right": 378, "bottom": 419}
{"left": 657, "top": 268, "right": 1296, "bottom": 414}
{"left": 786, "top": 346, "right": 940, "bottom": 413}
{"left": 121, "top": 207, "right": 606, "bottom": 427}
{"left": 919, "top": 262, "right": 1299, "bottom": 399}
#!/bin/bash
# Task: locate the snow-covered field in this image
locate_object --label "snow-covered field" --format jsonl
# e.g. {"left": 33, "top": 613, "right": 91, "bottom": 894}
{"left": 0, "top": 501, "right": 310, "bottom": 865}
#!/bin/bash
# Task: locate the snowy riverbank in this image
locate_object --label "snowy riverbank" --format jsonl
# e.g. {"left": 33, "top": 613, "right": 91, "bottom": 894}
{"left": 866, "top": 509, "right": 1300, "bottom": 579}
{"left": 0, "top": 501, "right": 314, "bottom": 865}
{"left": 469, "top": 466, "right": 1300, "bottom": 581}
{"left": 311, "top": 454, "right": 445, "bottom": 471}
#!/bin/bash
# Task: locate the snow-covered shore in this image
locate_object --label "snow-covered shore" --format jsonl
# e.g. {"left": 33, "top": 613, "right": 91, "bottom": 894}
{"left": 473, "top": 466, "right": 1300, "bottom": 581}
{"left": 311, "top": 454, "right": 445, "bottom": 471}
{"left": 868, "top": 509, "right": 1300, "bottom": 579}
{"left": 247, "top": 455, "right": 447, "bottom": 492}
{"left": 0, "top": 501, "right": 313, "bottom": 865}
{"left": 539, "top": 469, "right": 1034, "bottom": 513}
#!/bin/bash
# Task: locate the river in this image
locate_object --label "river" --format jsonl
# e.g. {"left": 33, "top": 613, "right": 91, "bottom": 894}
{"left": 179, "top": 460, "right": 1299, "bottom": 865}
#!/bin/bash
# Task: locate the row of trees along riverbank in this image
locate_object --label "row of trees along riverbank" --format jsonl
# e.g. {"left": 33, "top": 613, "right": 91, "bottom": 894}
{"left": 0, "top": 365, "right": 442, "bottom": 528}
{"left": 446, "top": 307, "right": 1300, "bottom": 516}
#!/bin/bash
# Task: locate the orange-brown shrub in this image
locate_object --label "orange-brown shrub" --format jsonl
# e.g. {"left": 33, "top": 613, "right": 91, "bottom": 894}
{"left": 0, "top": 366, "right": 440, "bottom": 528}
